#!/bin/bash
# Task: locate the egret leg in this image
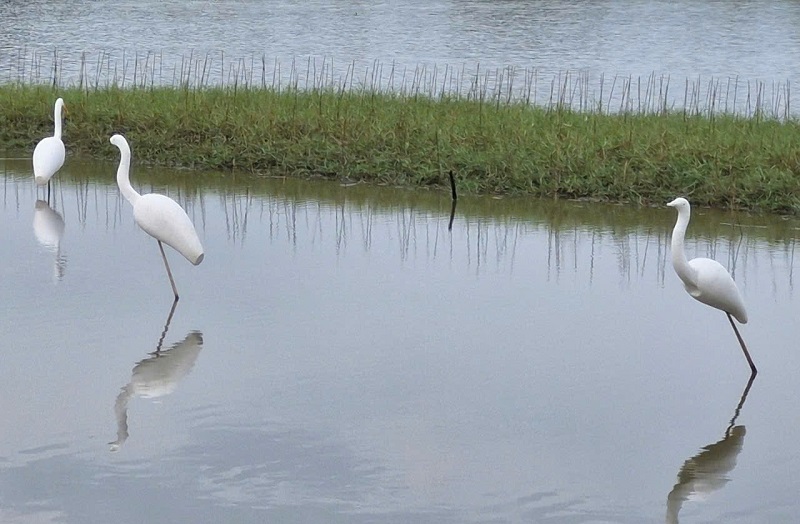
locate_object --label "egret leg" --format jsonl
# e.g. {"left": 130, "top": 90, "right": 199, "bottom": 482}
{"left": 47, "top": 180, "right": 51, "bottom": 204}
{"left": 726, "top": 313, "right": 757, "bottom": 375}
{"left": 158, "top": 241, "right": 180, "bottom": 300}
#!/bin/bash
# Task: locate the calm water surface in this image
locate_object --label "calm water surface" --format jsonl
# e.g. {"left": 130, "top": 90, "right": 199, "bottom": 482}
{"left": 2, "top": 160, "right": 800, "bottom": 522}
{"left": 2, "top": 1, "right": 800, "bottom": 114}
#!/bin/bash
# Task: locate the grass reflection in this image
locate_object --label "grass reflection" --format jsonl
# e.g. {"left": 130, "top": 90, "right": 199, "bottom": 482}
{"left": 3, "top": 160, "right": 799, "bottom": 294}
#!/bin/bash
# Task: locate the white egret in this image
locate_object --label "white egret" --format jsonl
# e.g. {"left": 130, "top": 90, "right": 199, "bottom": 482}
{"left": 32, "top": 98, "right": 66, "bottom": 201}
{"left": 667, "top": 197, "right": 756, "bottom": 374}
{"left": 111, "top": 134, "right": 204, "bottom": 299}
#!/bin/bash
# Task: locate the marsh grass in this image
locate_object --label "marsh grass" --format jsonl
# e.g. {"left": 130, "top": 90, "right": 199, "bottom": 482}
{"left": 2, "top": 76, "right": 800, "bottom": 213}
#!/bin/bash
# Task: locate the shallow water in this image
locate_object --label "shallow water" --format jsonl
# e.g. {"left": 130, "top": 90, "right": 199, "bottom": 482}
{"left": 2, "top": 159, "right": 800, "bottom": 522}
{"left": 1, "top": 0, "right": 800, "bottom": 114}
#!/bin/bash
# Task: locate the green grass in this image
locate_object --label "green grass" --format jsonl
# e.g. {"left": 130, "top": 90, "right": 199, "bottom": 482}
{"left": 2, "top": 84, "right": 800, "bottom": 213}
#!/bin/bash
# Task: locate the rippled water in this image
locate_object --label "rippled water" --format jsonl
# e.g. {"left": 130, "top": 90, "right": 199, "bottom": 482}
{"left": 2, "top": 159, "right": 800, "bottom": 522}
{"left": 2, "top": 1, "right": 800, "bottom": 115}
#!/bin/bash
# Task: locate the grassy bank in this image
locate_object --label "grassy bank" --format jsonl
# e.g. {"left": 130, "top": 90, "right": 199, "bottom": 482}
{"left": 2, "top": 84, "right": 800, "bottom": 213}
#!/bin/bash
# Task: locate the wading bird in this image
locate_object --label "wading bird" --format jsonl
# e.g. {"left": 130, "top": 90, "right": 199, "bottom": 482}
{"left": 111, "top": 134, "right": 204, "bottom": 300}
{"left": 667, "top": 197, "right": 756, "bottom": 374}
{"left": 33, "top": 98, "right": 66, "bottom": 202}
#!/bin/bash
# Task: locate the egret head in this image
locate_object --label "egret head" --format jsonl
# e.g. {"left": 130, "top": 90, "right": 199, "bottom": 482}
{"left": 110, "top": 134, "right": 129, "bottom": 151}
{"left": 667, "top": 197, "right": 690, "bottom": 210}
{"left": 55, "top": 98, "right": 67, "bottom": 115}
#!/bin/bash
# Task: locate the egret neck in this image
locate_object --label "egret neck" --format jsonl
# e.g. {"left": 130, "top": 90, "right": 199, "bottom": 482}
{"left": 54, "top": 99, "right": 64, "bottom": 140}
{"left": 114, "top": 138, "right": 141, "bottom": 205}
{"left": 670, "top": 205, "right": 698, "bottom": 288}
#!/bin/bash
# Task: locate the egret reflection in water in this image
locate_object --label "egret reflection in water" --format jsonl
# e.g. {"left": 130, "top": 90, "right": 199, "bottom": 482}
{"left": 110, "top": 299, "right": 204, "bottom": 451}
{"left": 32, "top": 199, "right": 66, "bottom": 281}
{"left": 665, "top": 375, "right": 755, "bottom": 523}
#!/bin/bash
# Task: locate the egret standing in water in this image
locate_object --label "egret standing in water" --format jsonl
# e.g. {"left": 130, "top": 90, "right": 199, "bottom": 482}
{"left": 111, "top": 134, "right": 204, "bottom": 300}
{"left": 33, "top": 98, "right": 67, "bottom": 202}
{"left": 667, "top": 197, "right": 756, "bottom": 374}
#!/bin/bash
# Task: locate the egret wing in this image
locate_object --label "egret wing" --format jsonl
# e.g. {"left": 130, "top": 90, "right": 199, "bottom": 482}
{"left": 33, "top": 137, "right": 65, "bottom": 184}
{"left": 688, "top": 258, "right": 747, "bottom": 323}
{"left": 133, "top": 194, "right": 204, "bottom": 265}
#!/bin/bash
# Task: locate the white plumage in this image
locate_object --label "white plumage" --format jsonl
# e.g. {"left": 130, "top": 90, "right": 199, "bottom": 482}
{"left": 133, "top": 193, "right": 204, "bottom": 265}
{"left": 667, "top": 197, "right": 755, "bottom": 373}
{"left": 33, "top": 98, "right": 66, "bottom": 189}
{"left": 111, "top": 133, "right": 204, "bottom": 299}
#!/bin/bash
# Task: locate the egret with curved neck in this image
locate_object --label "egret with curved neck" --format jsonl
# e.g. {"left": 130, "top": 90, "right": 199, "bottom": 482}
{"left": 111, "top": 134, "right": 204, "bottom": 300}
{"left": 32, "top": 98, "right": 67, "bottom": 201}
{"left": 667, "top": 197, "right": 756, "bottom": 375}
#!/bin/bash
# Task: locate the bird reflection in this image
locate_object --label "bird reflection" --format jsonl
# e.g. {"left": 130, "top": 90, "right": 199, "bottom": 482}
{"left": 32, "top": 200, "right": 66, "bottom": 281}
{"left": 110, "top": 299, "right": 204, "bottom": 451}
{"left": 665, "top": 374, "right": 755, "bottom": 523}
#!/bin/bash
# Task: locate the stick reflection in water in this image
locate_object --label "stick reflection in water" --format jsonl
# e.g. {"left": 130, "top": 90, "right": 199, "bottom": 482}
{"left": 448, "top": 170, "right": 457, "bottom": 232}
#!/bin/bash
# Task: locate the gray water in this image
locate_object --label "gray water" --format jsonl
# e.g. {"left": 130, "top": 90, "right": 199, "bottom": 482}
{"left": 2, "top": 159, "right": 800, "bottom": 522}
{"left": 4, "top": 3, "right": 800, "bottom": 522}
{"left": 1, "top": 1, "right": 800, "bottom": 116}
